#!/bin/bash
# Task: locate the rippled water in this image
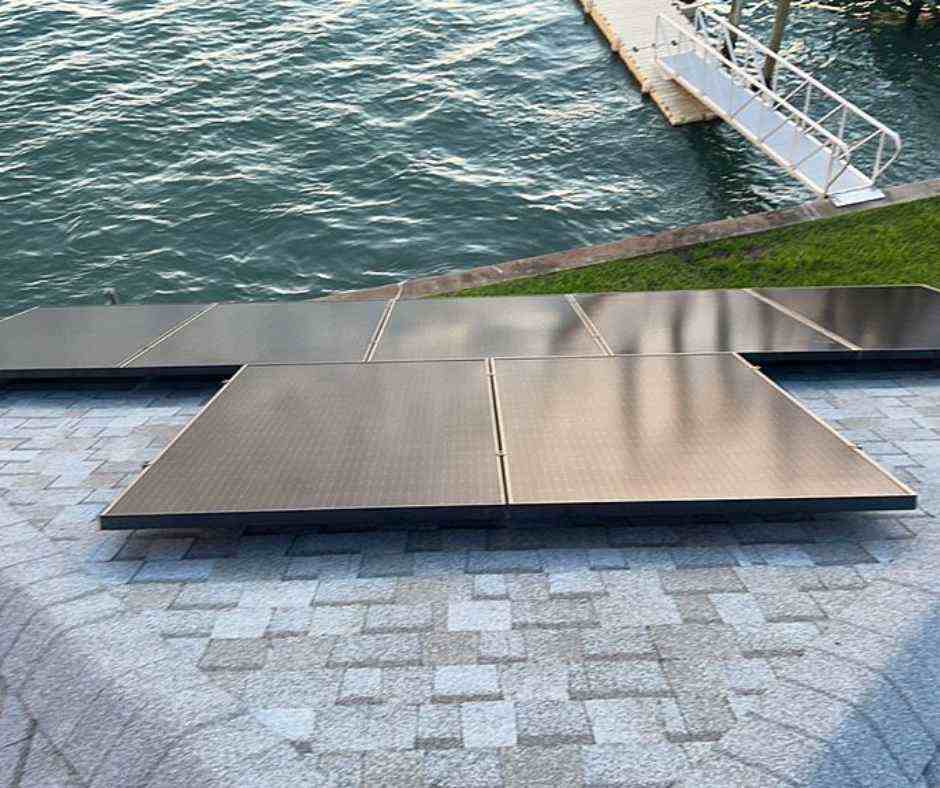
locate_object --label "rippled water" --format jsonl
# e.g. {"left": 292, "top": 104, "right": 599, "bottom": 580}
{"left": 0, "top": 0, "right": 937, "bottom": 310}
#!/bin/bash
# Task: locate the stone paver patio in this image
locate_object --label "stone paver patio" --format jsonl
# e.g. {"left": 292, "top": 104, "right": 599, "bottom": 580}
{"left": 3, "top": 365, "right": 940, "bottom": 786}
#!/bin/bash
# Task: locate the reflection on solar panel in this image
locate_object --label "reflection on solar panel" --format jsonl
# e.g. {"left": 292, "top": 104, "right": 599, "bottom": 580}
{"left": 101, "top": 362, "right": 505, "bottom": 529}
{"left": 575, "top": 290, "right": 848, "bottom": 356}
{"left": 0, "top": 304, "right": 206, "bottom": 374}
{"left": 127, "top": 300, "right": 388, "bottom": 370}
{"left": 372, "top": 297, "right": 601, "bottom": 360}
{"left": 757, "top": 286, "right": 940, "bottom": 352}
{"left": 493, "top": 354, "right": 913, "bottom": 513}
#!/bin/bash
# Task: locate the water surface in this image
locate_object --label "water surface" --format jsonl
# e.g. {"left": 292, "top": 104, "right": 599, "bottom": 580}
{"left": 0, "top": 0, "right": 936, "bottom": 310}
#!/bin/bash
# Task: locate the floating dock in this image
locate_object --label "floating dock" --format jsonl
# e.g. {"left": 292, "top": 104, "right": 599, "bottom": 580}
{"left": 581, "top": 0, "right": 714, "bottom": 125}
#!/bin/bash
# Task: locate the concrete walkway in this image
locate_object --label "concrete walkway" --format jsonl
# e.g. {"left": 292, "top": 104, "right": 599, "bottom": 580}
{"left": 2, "top": 366, "right": 940, "bottom": 785}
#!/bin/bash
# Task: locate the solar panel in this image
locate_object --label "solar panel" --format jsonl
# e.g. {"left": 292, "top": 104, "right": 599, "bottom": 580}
{"left": 0, "top": 304, "right": 206, "bottom": 374}
{"left": 127, "top": 300, "right": 388, "bottom": 370}
{"left": 493, "top": 354, "right": 913, "bottom": 513}
{"left": 101, "top": 361, "right": 504, "bottom": 529}
{"left": 756, "top": 286, "right": 940, "bottom": 352}
{"left": 372, "top": 297, "right": 601, "bottom": 360}
{"left": 575, "top": 290, "right": 848, "bottom": 356}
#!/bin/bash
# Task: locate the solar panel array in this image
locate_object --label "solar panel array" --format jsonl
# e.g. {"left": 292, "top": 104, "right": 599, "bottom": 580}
{"left": 1, "top": 286, "right": 938, "bottom": 377}
{"left": 102, "top": 353, "right": 914, "bottom": 529}
{"left": 0, "top": 286, "right": 925, "bottom": 528}
{"left": 103, "top": 362, "right": 505, "bottom": 529}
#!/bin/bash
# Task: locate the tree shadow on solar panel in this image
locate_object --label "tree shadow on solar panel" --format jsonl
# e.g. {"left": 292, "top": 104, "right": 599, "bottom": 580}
{"left": 758, "top": 286, "right": 940, "bottom": 351}
{"left": 373, "top": 297, "right": 601, "bottom": 360}
{"left": 574, "top": 290, "right": 845, "bottom": 355}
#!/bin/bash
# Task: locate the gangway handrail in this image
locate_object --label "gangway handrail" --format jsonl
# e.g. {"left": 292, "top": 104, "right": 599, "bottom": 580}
{"left": 654, "top": 7, "right": 902, "bottom": 198}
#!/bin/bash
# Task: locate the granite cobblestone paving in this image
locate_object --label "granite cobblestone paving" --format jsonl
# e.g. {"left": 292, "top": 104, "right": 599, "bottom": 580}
{"left": 1, "top": 369, "right": 940, "bottom": 785}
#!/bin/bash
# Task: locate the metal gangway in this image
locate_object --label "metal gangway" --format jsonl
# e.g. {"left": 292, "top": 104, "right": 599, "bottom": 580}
{"left": 654, "top": 7, "right": 901, "bottom": 206}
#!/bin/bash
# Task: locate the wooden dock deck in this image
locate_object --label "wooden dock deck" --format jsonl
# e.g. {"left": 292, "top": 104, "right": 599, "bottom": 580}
{"left": 581, "top": 0, "right": 715, "bottom": 126}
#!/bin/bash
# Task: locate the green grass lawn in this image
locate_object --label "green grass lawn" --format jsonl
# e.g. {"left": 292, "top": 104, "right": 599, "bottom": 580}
{"left": 452, "top": 197, "right": 940, "bottom": 297}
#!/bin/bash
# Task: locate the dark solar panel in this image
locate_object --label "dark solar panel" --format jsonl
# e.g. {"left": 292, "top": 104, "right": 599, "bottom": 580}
{"left": 0, "top": 304, "right": 206, "bottom": 373}
{"left": 756, "top": 286, "right": 940, "bottom": 351}
{"left": 127, "top": 300, "right": 388, "bottom": 369}
{"left": 493, "top": 354, "right": 913, "bottom": 513}
{"left": 372, "top": 297, "right": 601, "bottom": 360}
{"left": 101, "top": 361, "right": 504, "bottom": 529}
{"left": 575, "top": 290, "right": 847, "bottom": 356}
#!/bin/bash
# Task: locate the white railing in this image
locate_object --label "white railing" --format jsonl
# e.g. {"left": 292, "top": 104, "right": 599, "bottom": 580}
{"left": 654, "top": 7, "right": 901, "bottom": 198}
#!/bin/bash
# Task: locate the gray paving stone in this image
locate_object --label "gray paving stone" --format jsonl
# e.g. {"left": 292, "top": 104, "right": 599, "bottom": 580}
{"left": 433, "top": 665, "right": 502, "bottom": 703}
{"left": 359, "top": 552, "right": 416, "bottom": 578}
{"left": 524, "top": 630, "right": 584, "bottom": 663}
{"left": 462, "top": 700, "right": 517, "bottom": 747}
{"left": 568, "top": 662, "right": 670, "bottom": 700}
{"left": 734, "top": 622, "right": 819, "bottom": 657}
{"left": 266, "top": 635, "right": 336, "bottom": 670}
{"left": 338, "top": 668, "right": 384, "bottom": 705}
{"left": 516, "top": 700, "right": 593, "bottom": 746}
{"left": 660, "top": 568, "right": 745, "bottom": 595}
{"left": 381, "top": 666, "right": 434, "bottom": 705}
{"left": 329, "top": 633, "right": 423, "bottom": 668}
{"left": 584, "top": 698, "right": 684, "bottom": 746}
{"left": 650, "top": 623, "right": 742, "bottom": 660}
{"left": 364, "top": 603, "right": 433, "bottom": 633}
{"left": 266, "top": 607, "right": 312, "bottom": 637}
{"left": 209, "top": 556, "right": 290, "bottom": 582}
{"left": 753, "top": 591, "right": 827, "bottom": 622}
{"left": 511, "top": 599, "right": 598, "bottom": 629}
{"left": 800, "top": 541, "right": 878, "bottom": 566}
{"left": 479, "top": 631, "right": 527, "bottom": 664}
{"left": 674, "top": 594, "right": 722, "bottom": 623}
{"left": 131, "top": 559, "right": 215, "bottom": 583}
{"left": 587, "top": 548, "right": 627, "bottom": 570}
{"left": 581, "top": 626, "right": 657, "bottom": 662}
{"left": 788, "top": 650, "right": 934, "bottom": 780}
{"left": 364, "top": 750, "right": 424, "bottom": 787}
{"left": 473, "top": 574, "right": 509, "bottom": 599}
{"left": 311, "top": 704, "right": 418, "bottom": 752}
{"left": 293, "top": 531, "right": 408, "bottom": 556}
{"left": 721, "top": 659, "right": 775, "bottom": 695}
{"left": 622, "top": 546, "right": 677, "bottom": 569}
{"left": 548, "top": 571, "right": 606, "bottom": 598}
{"left": 309, "top": 605, "right": 366, "bottom": 635}
{"left": 413, "top": 551, "right": 469, "bottom": 577}
{"left": 252, "top": 707, "right": 318, "bottom": 739}
{"left": 199, "top": 639, "right": 268, "bottom": 671}
{"left": 500, "top": 662, "right": 570, "bottom": 701}
{"left": 285, "top": 554, "right": 361, "bottom": 580}
{"left": 318, "top": 752, "right": 363, "bottom": 787}
{"left": 315, "top": 578, "right": 396, "bottom": 606}
{"left": 423, "top": 749, "right": 503, "bottom": 788}
{"left": 581, "top": 741, "right": 687, "bottom": 786}
{"left": 508, "top": 573, "right": 551, "bottom": 602}
{"left": 238, "top": 580, "right": 318, "bottom": 608}
{"left": 422, "top": 632, "right": 480, "bottom": 666}
{"left": 417, "top": 703, "right": 462, "bottom": 749}
{"left": 212, "top": 668, "right": 341, "bottom": 707}
{"left": 504, "top": 744, "right": 584, "bottom": 787}
{"left": 661, "top": 660, "right": 737, "bottom": 742}
{"left": 708, "top": 592, "right": 765, "bottom": 624}
{"left": 211, "top": 607, "right": 272, "bottom": 639}
{"left": 759, "top": 681, "right": 911, "bottom": 788}
{"left": 717, "top": 716, "right": 859, "bottom": 787}
{"left": 448, "top": 600, "right": 511, "bottom": 632}
{"left": 467, "top": 550, "right": 543, "bottom": 574}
